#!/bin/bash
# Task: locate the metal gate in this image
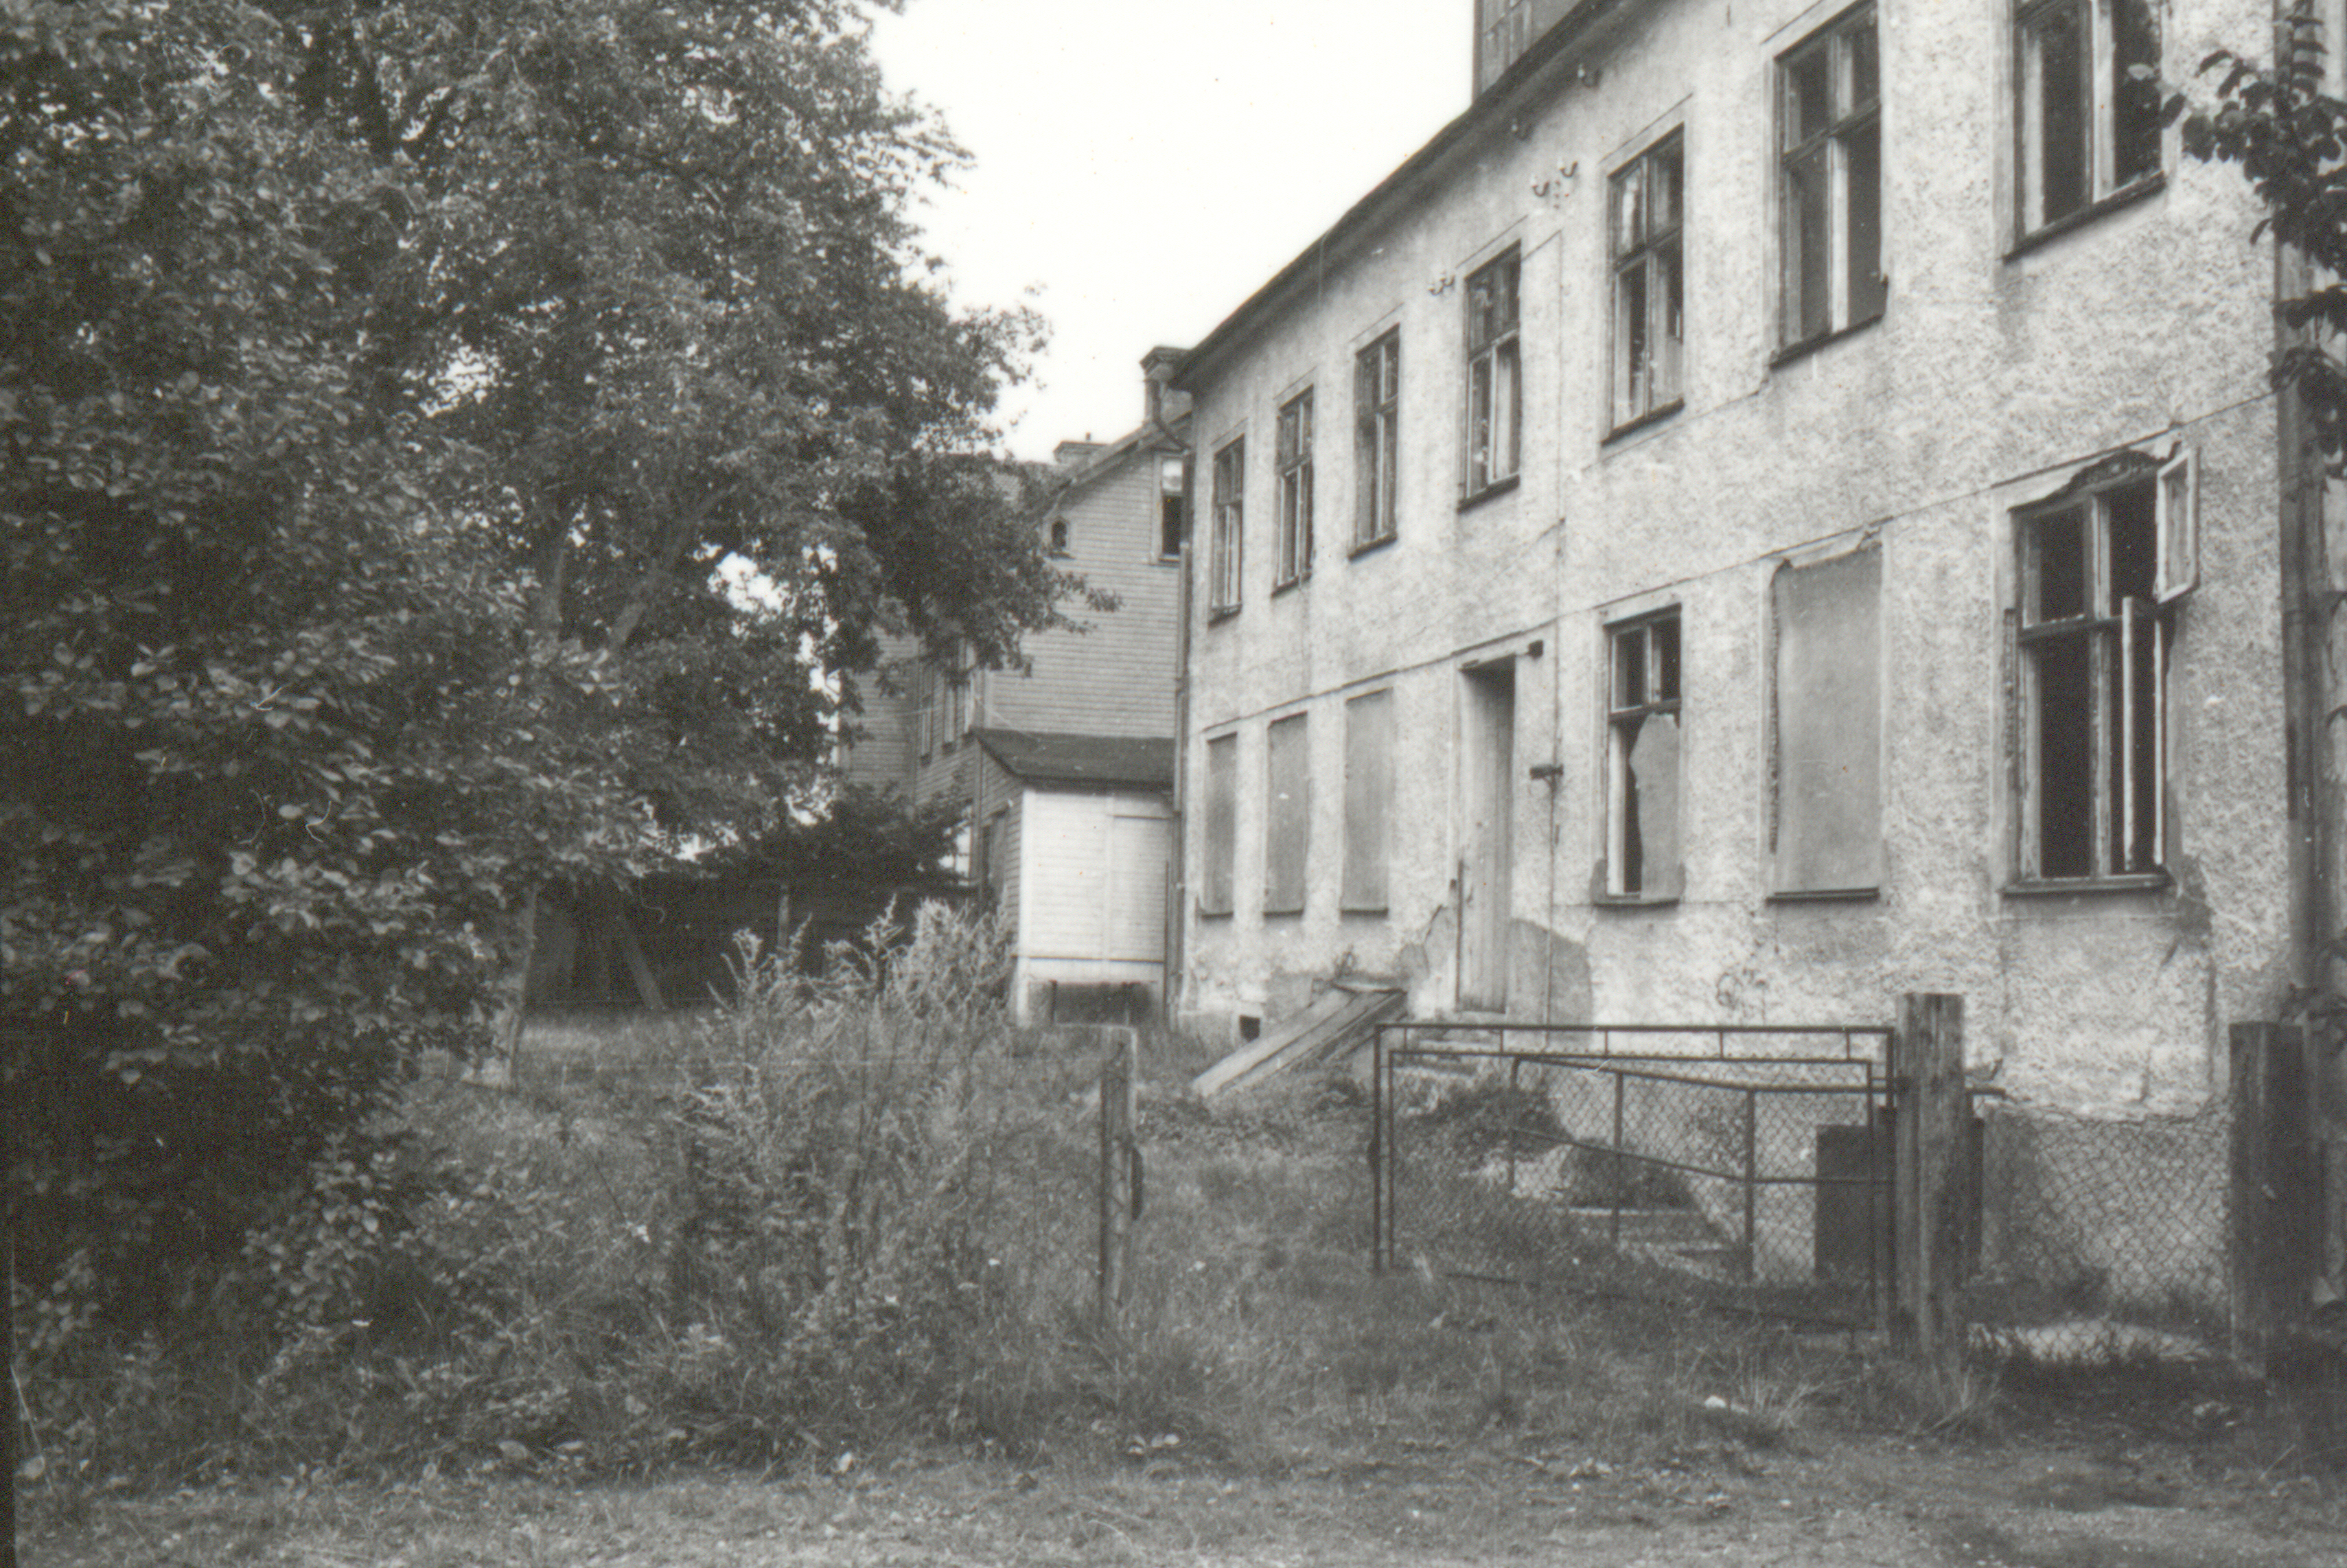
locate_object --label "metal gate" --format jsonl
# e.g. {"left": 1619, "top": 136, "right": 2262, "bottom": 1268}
{"left": 1370, "top": 1022, "right": 1895, "bottom": 1330}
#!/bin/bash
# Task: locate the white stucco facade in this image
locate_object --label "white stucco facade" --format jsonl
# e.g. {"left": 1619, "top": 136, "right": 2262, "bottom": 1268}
{"left": 1173, "top": 0, "right": 2292, "bottom": 1120}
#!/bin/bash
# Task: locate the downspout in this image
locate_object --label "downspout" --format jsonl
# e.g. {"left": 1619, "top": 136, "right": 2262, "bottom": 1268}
{"left": 2278, "top": 203, "right": 2328, "bottom": 996}
{"left": 1164, "top": 428, "right": 1194, "bottom": 1024}
{"left": 1145, "top": 348, "right": 1194, "bottom": 1023}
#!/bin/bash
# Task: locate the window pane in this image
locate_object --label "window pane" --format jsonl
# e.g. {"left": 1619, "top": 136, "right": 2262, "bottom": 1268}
{"left": 2107, "top": 479, "right": 2156, "bottom": 603}
{"left": 1468, "top": 354, "right": 1494, "bottom": 492}
{"left": 2034, "top": 5, "right": 2090, "bottom": 223}
{"left": 1847, "top": 14, "right": 1880, "bottom": 111}
{"left": 1846, "top": 115, "right": 1886, "bottom": 323}
{"left": 2113, "top": 0, "right": 2162, "bottom": 188}
{"left": 1785, "top": 141, "right": 1831, "bottom": 342}
{"left": 2123, "top": 612, "right": 2161, "bottom": 871}
{"left": 1613, "top": 625, "right": 1646, "bottom": 709}
{"left": 1653, "top": 614, "right": 1680, "bottom": 702}
{"left": 1378, "top": 409, "right": 1398, "bottom": 535}
{"left": 1656, "top": 241, "right": 1684, "bottom": 402}
{"left": 1495, "top": 339, "right": 1520, "bottom": 479}
{"left": 1617, "top": 260, "right": 1649, "bottom": 415}
{"left": 2029, "top": 505, "right": 2088, "bottom": 622}
{"left": 1785, "top": 44, "right": 1832, "bottom": 148}
{"left": 1651, "top": 139, "right": 1682, "bottom": 231}
{"left": 2035, "top": 633, "right": 2094, "bottom": 877}
{"left": 1614, "top": 159, "right": 1646, "bottom": 253}
{"left": 1623, "top": 712, "right": 1682, "bottom": 895}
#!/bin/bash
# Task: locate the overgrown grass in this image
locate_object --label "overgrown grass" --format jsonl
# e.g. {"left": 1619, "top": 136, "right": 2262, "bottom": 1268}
{"left": 8, "top": 908, "right": 2301, "bottom": 1506}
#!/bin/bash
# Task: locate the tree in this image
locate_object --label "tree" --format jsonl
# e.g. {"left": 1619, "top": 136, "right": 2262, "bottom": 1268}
{"left": 1, "top": 0, "right": 1068, "bottom": 1332}
{"left": 2169, "top": 0, "right": 2347, "bottom": 472}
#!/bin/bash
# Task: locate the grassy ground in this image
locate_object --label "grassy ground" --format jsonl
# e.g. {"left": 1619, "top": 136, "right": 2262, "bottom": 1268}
{"left": 21, "top": 1007, "right": 2347, "bottom": 1565}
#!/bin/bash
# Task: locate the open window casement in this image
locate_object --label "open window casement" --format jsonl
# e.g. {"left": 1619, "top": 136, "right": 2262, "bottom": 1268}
{"left": 2154, "top": 445, "right": 2197, "bottom": 603}
{"left": 2118, "top": 595, "right": 2164, "bottom": 873}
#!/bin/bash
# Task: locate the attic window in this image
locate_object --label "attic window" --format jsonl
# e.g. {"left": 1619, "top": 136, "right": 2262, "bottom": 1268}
{"left": 1048, "top": 516, "right": 1070, "bottom": 555}
{"left": 1159, "top": 457, "right": 1185, "bottom": 558}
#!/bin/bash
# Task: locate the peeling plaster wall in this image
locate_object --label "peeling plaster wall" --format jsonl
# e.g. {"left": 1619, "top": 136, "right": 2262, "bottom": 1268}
{"left": 1178, "top": 0, "right": 2289, "bottom": 1120}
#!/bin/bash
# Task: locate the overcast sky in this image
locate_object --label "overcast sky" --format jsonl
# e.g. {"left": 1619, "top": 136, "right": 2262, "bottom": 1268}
{"left": 868, "top": 1, "right": 1473, "bottom": 461}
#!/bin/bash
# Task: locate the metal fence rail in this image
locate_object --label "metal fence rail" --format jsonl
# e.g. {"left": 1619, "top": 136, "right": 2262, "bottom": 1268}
{"left": 1372, "top": 1022, "right": 1894, "bottom": 1330}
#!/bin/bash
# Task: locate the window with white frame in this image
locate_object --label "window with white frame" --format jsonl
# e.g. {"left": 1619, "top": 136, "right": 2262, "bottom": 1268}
{"left": 1355, "top": 331, "right": 1399, "bottom": 548}
{"left": 1159, "top": 457, "right": 1184, "bottom": 559}
{"left": 2015, "top": 0, "right": 2162, "bottom": 238}
{"left": 1276, "top": 389, "right": 1315, "bottom": 587}
{"left": 1464, "top": 250, "right": 1521, "bottom": 496}
{"left": 1605, "top": 609, "right": 1682, "bottom": 899}
{"left": 1610, "top": 135, "right": 1683, "bottom": 428}
{"left": 1210, "top": 438, "right": 1245, "bottom": 614}
{"left": 1779, "top": 5, "right": 1883, "bottom": 351}
{"left": 2012, "top": 448, "right": 2195, "bottom": 882}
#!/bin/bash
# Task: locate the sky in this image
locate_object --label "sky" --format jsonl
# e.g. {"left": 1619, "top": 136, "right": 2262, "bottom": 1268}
{"left": 867, "top": 1, "right": 1474, "bottom": 462}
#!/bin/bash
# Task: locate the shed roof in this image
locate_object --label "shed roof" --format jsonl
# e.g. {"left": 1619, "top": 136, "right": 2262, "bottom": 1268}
{"left": 976, "top": 729, "right": 1174, "bottom": 790}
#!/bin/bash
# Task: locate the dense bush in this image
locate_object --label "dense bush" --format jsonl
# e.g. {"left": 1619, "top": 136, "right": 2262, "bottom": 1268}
{"left": 12, "top": 900, "right": 1104, "bottom": 1482}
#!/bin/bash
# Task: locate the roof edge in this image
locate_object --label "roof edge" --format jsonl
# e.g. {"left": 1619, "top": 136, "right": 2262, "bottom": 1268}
{"left": 1172, "top": 0, "right": 1630, "bottom": 395}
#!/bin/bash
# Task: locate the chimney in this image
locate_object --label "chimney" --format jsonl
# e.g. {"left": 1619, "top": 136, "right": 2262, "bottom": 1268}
{"left": 1053, "top": 437, "right": 1102, "bottom": 470}
{"left": 1142, "top": 345, "right": 1191, "bottom": 430}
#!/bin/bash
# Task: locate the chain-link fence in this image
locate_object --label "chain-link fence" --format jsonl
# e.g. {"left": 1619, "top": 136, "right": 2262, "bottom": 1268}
{"left": 1964, "top": 1096, "right": 2234, "bottom": 1364}
{"left": 1372, "top": 1025, "right": 1892, "bottom": 1330}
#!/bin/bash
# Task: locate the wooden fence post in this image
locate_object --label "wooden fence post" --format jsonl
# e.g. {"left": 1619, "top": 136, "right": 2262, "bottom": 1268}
{"left": 1098, "top": 1028, "right": 1139, "bottom": 1326}
{"left": 2231, "top": 1022, "right": 2317, "bottom": 1368}
{"left": 1893, "top": 993, "right": 1966, "bottom": 1385}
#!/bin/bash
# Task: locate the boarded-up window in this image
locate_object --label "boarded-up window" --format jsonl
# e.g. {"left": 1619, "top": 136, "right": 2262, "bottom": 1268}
{"left": 1769, "top": 544, "right": 1883, "bottom": 895}
{"left": 1264, "top": 713, "right": 1309, "bottom": 914}
{"left": 1201, "top": 733, "right": 1237, "bottom": 916}
{"left": 1342, "top": 689, "right": 1393, "bottom": 912}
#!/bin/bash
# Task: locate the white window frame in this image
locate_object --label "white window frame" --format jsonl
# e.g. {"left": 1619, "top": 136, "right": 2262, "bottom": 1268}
{"left": 1275, "top": 389, "right": 1315, "bottom": 588}
{"left": 2009, "top": 448, "right": 2195, "bottom": 885}
{"left": 1355, "top": 331, "right": 1400, "bottom": 549}
{"left": 2015, "top": 0, "right": 2164, "bottom": 239}
{"left": 1610, "top": 134, "right": 1685, "bottom": 430}
{"left": 1464, "top": 250, "right": 1521, "bottom": 496}
{"left": 1158, "top": 457, "right": 1185, "bottom": 560}
{"left": 1603, "top": 608, "right": 1683, "bottom": 899}
{"left": 1210, "top": 437, "right": 1245, "bottom": 615}
{"left": 1777, "top": 4, "right": 1884, "bottom": 352}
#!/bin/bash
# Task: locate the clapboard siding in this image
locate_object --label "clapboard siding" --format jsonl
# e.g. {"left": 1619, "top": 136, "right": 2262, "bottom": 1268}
{"left": 982, "top": 452, "right": 1179, "bottom": 739}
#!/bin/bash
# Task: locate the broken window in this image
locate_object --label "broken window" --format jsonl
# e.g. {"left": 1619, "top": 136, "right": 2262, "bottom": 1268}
{"left": 1464, "top": 250, "right": 1521, "bottom": 495}
{"left": 1611, "top": 135, "right": 1684, "bottom": 428}
{"left": 2012, "top": 448, "right": 2195, "bottom": 881}
{"left": 1210, "top": 438, "right": 1245, "bottom": 614}
{"left": 2017, "top": 0, "right": 2162, "bottom": 237}
{"left": 1264, "top": 713, "right": 1310, "bottom": 914}
{"left": 1159, "top": 457, "right": 1185, "bottom": 559}
{"left": 1779, "top": 5, "right": 1883, "bottom": 351}
{"left": 1276, "top": 389, "right": 1315, "bottom": 587}
{"left": 1769, "top": 544, "right": 1882, "bottom": 895}
{"left": 1605, "top": 610, "right": 1682, "bottom": 898}
{"left": 1202, "top": 732, "right": 1238, "bottom": 915}
{"left": 1342, "top": 688, "right": 1394, "bottom": 913}
{"left": 1356, "top": 331, "right": 1400, "bottom": 548}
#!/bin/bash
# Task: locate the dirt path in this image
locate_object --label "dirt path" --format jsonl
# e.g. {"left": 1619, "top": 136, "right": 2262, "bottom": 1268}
{"left": 23, "top": 1429, "right": 2347, "bottom": 1568}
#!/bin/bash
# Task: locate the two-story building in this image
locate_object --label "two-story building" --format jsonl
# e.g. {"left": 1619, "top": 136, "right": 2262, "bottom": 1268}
{"left": 842, "top": 353, "right": 1191, "bottom": 1020}
{"left": 1172, "top": 0, "right": 2319, "bottom": 1316}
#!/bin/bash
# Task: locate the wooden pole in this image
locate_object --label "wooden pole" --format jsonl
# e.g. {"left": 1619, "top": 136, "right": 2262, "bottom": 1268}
{"left": 2230, "top": 1022, "right": 2317, "bottom": 1368}
{"left": 1893, "top": 993, "right": 1966, "bottom": 1386}
{"left": 1097, "top": 1029, "right": 1138, "bottom": 1326}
